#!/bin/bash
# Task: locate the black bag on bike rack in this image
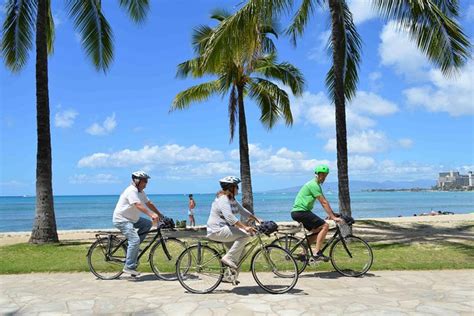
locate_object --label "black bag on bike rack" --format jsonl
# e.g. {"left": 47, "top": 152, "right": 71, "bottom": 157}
{"left": 258, "top": 221, "right": 278, "bottom": 236}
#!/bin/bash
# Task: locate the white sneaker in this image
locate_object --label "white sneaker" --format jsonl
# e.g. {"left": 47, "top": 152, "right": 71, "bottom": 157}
{"left": 122, "top": 267, "right": 140, "bottom": 277}
{"left": 221, "top": 256, "right": 238, "bottom": 270}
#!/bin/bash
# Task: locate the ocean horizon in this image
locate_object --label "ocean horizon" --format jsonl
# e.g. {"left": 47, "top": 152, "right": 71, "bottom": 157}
{"left": 1, "top": 191, "right": 473, "bottom": 233}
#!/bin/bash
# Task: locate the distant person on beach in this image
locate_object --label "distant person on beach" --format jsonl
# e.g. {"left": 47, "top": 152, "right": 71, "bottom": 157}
{"left": 188, "top": 194, "right": 196, "bottom": 227}
{"left": 291, "top": 165, "right": 342, "bottom": 262}
{"left": 112, "top": 171, "right": 164, "bottom": 277}
{"left": 206, "top": 176, "right": 260, "bottom": 274}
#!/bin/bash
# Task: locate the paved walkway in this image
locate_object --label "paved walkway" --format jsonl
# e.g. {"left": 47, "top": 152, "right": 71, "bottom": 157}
{"left": 1, "top": 270, "right": 473, "bottom": 315}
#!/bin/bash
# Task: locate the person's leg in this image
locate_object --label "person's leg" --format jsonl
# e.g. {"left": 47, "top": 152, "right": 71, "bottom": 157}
{"left": 293, "top": 211, "right": 327, "bottom": 254}
{"left": 307, "top": 225, "right": 324, "bottom": 250}
{"left": 134, "top": 217, "right": 152, "bottom": 243}
{"left": 191, "top": 215, "right": 195, "bottom": 226}
{"left": 313, "top": 222, "right": 329, "bottom": 253}
{"left": 208, "top": 226, "right": 250, "bottom": 266}
{"left": 114, "top": 221, "right": 140, "bottom": 270}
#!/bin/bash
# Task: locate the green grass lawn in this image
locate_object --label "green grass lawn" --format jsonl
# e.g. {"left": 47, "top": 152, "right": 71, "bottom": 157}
{"left": 0, "top": 239, "right": 473, "bottom": 274}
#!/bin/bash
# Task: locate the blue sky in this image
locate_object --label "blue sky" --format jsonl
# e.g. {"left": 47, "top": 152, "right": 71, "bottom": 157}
{"left": 1, "top": 0, "right": 473, "bottom": 196}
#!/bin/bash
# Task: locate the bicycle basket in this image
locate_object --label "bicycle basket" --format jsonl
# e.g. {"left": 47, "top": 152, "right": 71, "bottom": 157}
{"left": 158, "top": 217, "right": 175, "bottom": 229}
{"left": 258, "top": 221, "right": 278, "bottom": 236}
{"left": 337, "top": 221, "right": 352, "bottom": 238}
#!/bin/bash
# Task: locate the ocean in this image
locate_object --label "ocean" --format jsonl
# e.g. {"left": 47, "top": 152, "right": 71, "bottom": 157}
{"left": 0, "top": 191, "right": 472, "bottom": 232}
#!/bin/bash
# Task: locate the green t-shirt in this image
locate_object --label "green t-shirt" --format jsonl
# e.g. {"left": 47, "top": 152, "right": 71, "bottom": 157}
{"left": 292, "top": 179, "right": 323, "bottom": 212}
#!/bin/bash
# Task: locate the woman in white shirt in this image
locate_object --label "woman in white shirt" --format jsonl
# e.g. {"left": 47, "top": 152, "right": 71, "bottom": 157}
{"left": 206, "top": 176, "right": 259, "bottom": 269}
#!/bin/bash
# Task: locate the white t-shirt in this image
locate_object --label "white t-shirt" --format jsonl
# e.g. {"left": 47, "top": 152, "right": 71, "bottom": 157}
{"left": 113, "top": 185, "right": 150, "bottom": 223}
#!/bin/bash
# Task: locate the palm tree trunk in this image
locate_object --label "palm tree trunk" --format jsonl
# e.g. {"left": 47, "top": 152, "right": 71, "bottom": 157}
{"left": 237, "top": 84, "right": 254, "bottom": 213}
{"left": 29, "top": 0, "right": 59, "bottom": 243}
{"left": 329, "top": 0, "right": 351, "bottom": 217}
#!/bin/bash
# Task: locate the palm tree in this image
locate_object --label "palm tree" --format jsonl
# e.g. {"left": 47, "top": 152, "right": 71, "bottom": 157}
{"left": 172, "top": 9, "right": 305, "bottom": 212}
{"left": 1, "top": 0, "right": 150, "bottom": 243}
{"left": 201, "top": 0, "right": 470, "bottom": 216}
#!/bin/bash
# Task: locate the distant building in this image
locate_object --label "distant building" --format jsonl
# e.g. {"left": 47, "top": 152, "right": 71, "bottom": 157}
{"left": 437, "top": 171, "right": 473, "bottom": 190}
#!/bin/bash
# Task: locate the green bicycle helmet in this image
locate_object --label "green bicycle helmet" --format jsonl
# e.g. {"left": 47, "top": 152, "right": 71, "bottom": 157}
{"left": 314, "top": 164, "right": 330, "bottom": 174}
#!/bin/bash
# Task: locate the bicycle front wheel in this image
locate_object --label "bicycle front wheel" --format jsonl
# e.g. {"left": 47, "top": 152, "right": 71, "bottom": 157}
{"left": 176, "top": 244, "right": 223, "bottom": 294}
{"left": 251, "top": 245, "right": 299, "bottom": 294}
{"left": 330, "top": 236, "right": 373, "bottom": 277}
{"left": 87, "top": 236, "right": 126, "bottom": 280}
{"left": 149, "top": 237, "right": 187, "bottom": 280}
{"left": 271, "top": 236, "right": 309, "bottom": 274}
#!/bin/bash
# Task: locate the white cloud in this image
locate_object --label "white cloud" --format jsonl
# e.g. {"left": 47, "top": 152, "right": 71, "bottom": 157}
{"left": 379, "top": 21, "right": 430, "bottom": 81}
{"left": 69, "top": 174, "right": 120, "bottom": 184}
{"left": 348, "top": 155, "right": 376, "bottom": 170}
{"left": 404, "top": 61, "right": 474, "bottom": 116}
{"left": 230, "top": 144, "right": 272, "bottom": 160}
{"left": 466, "top": 5, "right": 474, "bottom": 22}
{"left": 74, "top": 32, "right": 81, "bottom": 43}
{"left": 325, "top": 130, "right": 389, "bottom": 154}
{"left": 86, "top": 113, "right": 117, "bottom": 135}
{"left": 348, "top": 0, "right": 378, "bottom": 24}
{"left": 292, "top": 90, "right": 398, "bottom": 134}
{"left": 349, "top": 91, "right": 398, "bottom": 116}
{"left": 53, "top": 11, "right": 62, "bottom": 27}
{"left": 307, "top": 30, "right": 331, "bottom": 63}
{"left": 78, "top": 144, "right": 225, "bottom": 168}
{"left": 398, "top": 138, "right": 413, "bottom": 149}
{"left": 55, "top": 109, "right": 78, "bottom": 128}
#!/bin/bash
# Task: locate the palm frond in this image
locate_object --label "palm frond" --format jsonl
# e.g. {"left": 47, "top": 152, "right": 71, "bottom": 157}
{"left": 192, "top": 25, "right": 214, "bottom": 55}
{"left": 202, "top": 0, "right": 291, "bottom": 70}
{"left": 373, "top": 0, "right": 470, "bottom": 76}
{"left": 210, "top": 8, "right": 232, "bottom": 22}
{"left": 67, "top": 0, "right": 114, "bottom": 72}
{"left": 1, "top": 0, "right": 37, "bottom": 72}
{"left": 46, "top": 0, "right": 55, "bottom": 55}
{"left": 249, "top": 78, "right": 293, "bottom": 128}
{"left": 254, "top": 55, "right": 305, "bottom": 96}
{"left": 228, "top": 85, "right": 238, "bottom": 142}
{"left": 176, "top": 57, "right": 208, "bottom": 78}
{"left": 118, "top": 0, "right": 150, "bottom": 24}
{"left": 171, "top": 80, "right": 222, "bottom": 111}
{"left": 326, "top": 1, "right": 361, "bottom": 101}
{"left": 286, "top": 0, "right": 318, "bottom": 46}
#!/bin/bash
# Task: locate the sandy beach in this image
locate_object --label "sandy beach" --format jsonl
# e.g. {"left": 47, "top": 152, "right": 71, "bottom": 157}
{"left": 1, "top": 213, "right": 472, "bottom": 246}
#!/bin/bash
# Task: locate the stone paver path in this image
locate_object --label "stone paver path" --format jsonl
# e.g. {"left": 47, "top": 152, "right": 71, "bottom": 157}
{"left": 1, "top": 270, "right": 473, "bottom": 315}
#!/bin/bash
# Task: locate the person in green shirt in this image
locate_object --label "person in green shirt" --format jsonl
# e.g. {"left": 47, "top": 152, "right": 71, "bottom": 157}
{"left": 291, "top": 164, "right": 341, "bottom": 261}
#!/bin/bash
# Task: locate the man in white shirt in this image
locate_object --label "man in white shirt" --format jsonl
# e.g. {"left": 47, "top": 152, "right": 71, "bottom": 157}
{"left": 113, "top": 171, "right": 163, "bottom": 276}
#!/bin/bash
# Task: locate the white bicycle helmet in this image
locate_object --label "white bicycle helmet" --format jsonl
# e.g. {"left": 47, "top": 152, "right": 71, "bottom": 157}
{"left": 219, "top": 176, "right": 241, "bottom": 190}
{"left": 132, "top": 171, "right": 151, "bottom": 180}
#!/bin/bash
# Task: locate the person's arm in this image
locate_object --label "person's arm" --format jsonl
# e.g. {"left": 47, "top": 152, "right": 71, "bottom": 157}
{"left": 218, "top": 197, "right": 256, "bottom": 233}
{"left": 133, "top": 202, "right": 159, "bottom": 222}
{"left": 146, "top": 201, "right": 163, "bottom": 219}
{"left": 317, "top": 195, "right": 341, "bottom": 222}
{"left": 235, "top": 201, "right": 261, "bottom": 223}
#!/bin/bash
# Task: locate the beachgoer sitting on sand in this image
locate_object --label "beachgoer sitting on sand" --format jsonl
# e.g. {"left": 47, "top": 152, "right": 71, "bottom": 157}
{"left": 291, "top": 165, "right": 342, "bottom": 262}
{"left": 112, "top": 171, "right": 164, "bottom": 277}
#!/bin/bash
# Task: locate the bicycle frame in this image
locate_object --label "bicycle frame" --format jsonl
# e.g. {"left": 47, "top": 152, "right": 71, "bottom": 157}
{"left": 194, "top": 232, "right": 269, "bottom": 269}
{"left": 97, "top": 227, "right": 174, "bottom": 263}
{"left": 278, "top": 225, "right": 345, "bottom": 258}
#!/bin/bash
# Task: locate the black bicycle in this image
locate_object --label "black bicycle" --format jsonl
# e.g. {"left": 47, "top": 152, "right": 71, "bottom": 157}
{"left": 175, "top": 222, "right": 299, "bottom": 294}
{"left": 87, "top": 219, "right": 186, "bottom": 280}
{"left": 271, "top": 216, "right": 373, "bottom": 277}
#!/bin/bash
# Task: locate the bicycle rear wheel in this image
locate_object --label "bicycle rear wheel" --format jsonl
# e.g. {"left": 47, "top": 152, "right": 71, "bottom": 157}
{"left": 251, "top": 245, "right": 299, "bottom": 294}
{"left": 330, "top": 236, "right": 373, "bottom": 277}
{"left": 149, "top": 237, "right": 187, "bottom": 280}
{"left": 87, "top": 236, "right": 126, "bottom": 280}
{"left": 271, "top": 236, "right": 309, "bottom": 274}
{"left": 176, "top": 244, "right": 224, "bottom": 294}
